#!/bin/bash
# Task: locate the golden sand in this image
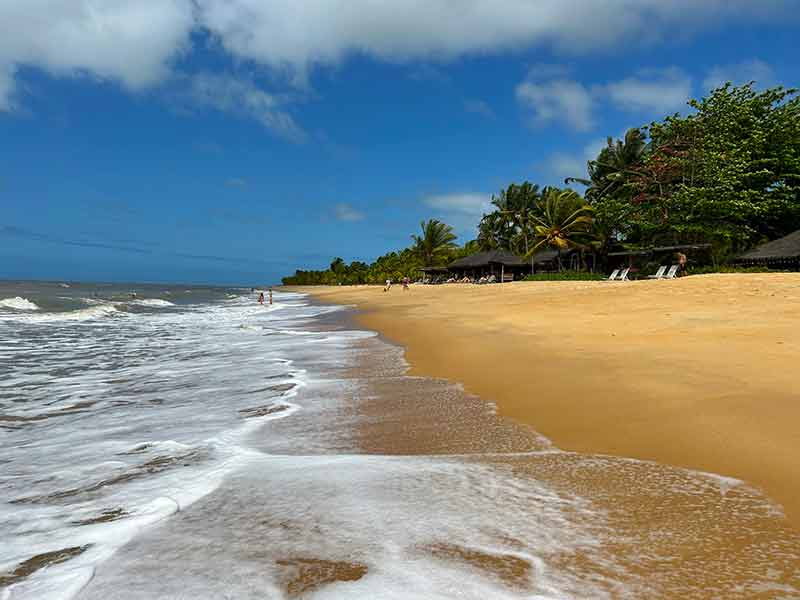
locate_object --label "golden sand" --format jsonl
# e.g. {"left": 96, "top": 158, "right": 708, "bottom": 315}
{"left": 295, "top": 274, "right": 800, "bottom": 528}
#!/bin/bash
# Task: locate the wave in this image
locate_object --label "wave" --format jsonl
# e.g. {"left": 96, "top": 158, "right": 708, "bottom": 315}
{"left": 0, "top": 297, "right": 41, "bottom": 311}
{"left": 131, "top": 299, "right": 175, "bottom": 307}
{"left": 0, "top": 304, "right": 121, "bottom": 323}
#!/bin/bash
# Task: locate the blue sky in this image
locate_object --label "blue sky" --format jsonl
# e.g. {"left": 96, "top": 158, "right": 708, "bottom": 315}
{"left": 2, "top": 1, "right": 799, "bottom": 285}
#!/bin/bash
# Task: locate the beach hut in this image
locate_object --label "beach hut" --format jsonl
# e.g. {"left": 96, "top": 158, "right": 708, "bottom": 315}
{"left": 530, "top": 248, "right": 577, "bottom": 272}
{"left": 448, "top": 249, "right": 529, "bottom": 282}
{"left": 736, "top": 230, "right": 800, "bottom": 269}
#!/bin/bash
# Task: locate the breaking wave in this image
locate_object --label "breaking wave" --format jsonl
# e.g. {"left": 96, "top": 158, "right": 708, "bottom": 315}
{"left": 0, "top": 297, "right": 40, "bottom": 311}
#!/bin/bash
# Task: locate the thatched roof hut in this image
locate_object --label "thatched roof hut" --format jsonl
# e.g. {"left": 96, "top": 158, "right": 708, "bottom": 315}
{"left": 737, "top": 230, "right": 800, "bottom": 268}
{"left": 448, "top": 249, "right": 529, "bottom": 281}
{"left": 448, "top": 249, "right": 527, "bottom": 269}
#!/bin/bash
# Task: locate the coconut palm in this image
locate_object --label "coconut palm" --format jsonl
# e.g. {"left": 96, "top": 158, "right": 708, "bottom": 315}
{"left": 526, "top": 189, "right": 595, "bottom": 270}
{"left": 478, "top": 182, "right": 542, "bottom": 253}
{"left": 566, "top": 128, "right": 647, "bottom": 202}
{"left": 411, "top": 219, "right": 458, "bottom": 266}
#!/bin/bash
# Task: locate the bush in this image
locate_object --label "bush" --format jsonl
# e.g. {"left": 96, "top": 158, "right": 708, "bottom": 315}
{"left": 522, "top": 271, "right": 608, "bottom": 281}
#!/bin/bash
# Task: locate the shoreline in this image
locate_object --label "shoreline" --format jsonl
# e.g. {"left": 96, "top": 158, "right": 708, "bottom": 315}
{"left": 292, "top": 273, "right": 800, "bottom": 530}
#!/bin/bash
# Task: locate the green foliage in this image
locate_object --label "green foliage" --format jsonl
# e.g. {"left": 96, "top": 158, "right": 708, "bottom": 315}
{"left": 281, "top": 226, "right": 470, "bottom": 285}
{"left": 522, "top": 271, "right": 607, "bottom": 281}
{"left": 478, "top": 182, "right": 543, "bottom": 254}
{"left": 528, "top": 188, "right": 595, "bottom": 255}
{"left": 608, "top": 84, "right": 799, "bottom": 250}
{"left": 410, "top": 219, "right": 458, "bottom": 266}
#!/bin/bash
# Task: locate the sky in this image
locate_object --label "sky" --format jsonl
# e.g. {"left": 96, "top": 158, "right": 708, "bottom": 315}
{"left": 1, "top": 1, "right": 799, "bottom": 285}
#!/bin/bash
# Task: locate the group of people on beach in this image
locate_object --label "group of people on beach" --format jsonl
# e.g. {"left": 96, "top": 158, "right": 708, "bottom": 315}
{"left": 383, "top": 277, "right": 410, "bottom": 292}
{"left": 257, "top": 288, "right": 273, "bottom": 305}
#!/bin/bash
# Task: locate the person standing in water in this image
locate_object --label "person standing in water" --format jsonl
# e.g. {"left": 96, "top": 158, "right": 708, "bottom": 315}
{"left": 268, "top": 288, "right": 273, "bottom": 305}
{"left": 258, "top": 291, "right": 264, "bottom": 305}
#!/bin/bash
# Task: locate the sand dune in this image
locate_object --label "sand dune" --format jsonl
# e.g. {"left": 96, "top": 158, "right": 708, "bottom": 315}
{"left": 297, "top": 274, "right": 800, "bottom": 529}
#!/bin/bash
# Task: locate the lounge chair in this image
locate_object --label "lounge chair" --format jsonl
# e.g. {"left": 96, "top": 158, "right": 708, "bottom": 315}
{"left": 663, "top": 265, "right": 679, "bottom": 279}
{"left": 606, "top": 269, "right": 620, "bottom": 281}
{"left": 648, "top": 265, "right": 667, "bottom": 279}
{"left": 617, "top": 267, "right": 630, "bottom": 281}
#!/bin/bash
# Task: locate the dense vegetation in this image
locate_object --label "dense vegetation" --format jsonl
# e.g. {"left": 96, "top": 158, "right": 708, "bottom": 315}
{"left": 283, "top": 83, "right": 800, "bottom": 285}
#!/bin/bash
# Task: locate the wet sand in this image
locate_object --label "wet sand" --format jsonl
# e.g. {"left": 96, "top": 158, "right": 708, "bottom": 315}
{"left": 78, "top": 317, "right": 800, "bottom": 598}
{"left": 296, "top": 274, "right": 800, "bottom": 529}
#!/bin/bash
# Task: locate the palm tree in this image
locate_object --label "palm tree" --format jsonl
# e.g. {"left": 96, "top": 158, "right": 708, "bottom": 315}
{"left": 411, "top": 219, "right": 458, "bottom": 266}
{"left": 526, "top": 189, "right": 595, "bottom": 270}
{"left": 566, "top": 128, "right": 647, "bottom": 202}
{"left": 478, "top": 182, "right": 542, "bottom": 254}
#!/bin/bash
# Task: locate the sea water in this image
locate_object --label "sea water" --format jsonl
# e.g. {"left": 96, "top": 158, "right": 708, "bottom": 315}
{"left": 1, "top": 281, "right": 798, "bottom": 599}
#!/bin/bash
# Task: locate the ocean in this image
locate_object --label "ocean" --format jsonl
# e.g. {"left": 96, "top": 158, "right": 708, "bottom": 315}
{"left": 1, "top": 280, "right": 799, "bottom": 599}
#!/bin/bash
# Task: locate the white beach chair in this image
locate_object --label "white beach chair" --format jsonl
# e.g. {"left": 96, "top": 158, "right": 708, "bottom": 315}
{"left": 606, "top": 269, "right": 620, "bottom": 281}
{"left": 648, "top": 265, "right": 667, "bottom": 279}
{"left": 617, "top": 267, "right": 630, "bottom": 281}
{"left": 663, "top": 265, "right": 679, "bottom": 279}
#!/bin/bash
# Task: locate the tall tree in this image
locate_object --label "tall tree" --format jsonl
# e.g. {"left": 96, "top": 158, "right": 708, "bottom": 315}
{"left": 527, "top": 189, "right": 595, "bottom": 269}
{"left": 633, "top": 83, "right": 800, "bottom": 250}
{"left": 411, "top": 219, "right": 458, "bottom": 266}
{"left": 478, "top": 182, "right": 542, "bottom": 253}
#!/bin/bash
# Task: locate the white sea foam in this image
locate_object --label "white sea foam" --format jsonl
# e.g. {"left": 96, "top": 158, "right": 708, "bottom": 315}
{"left": 0, "top": 304, "right": 121, "bottom": 323}
{"left": 0, "top": 297, "right": 40, "bottom": 311}
{"left": 130, "top": 298, "right": 175, "bottom": 307}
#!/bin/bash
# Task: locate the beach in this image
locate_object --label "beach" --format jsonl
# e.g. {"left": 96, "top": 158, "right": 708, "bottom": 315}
{"left": 299, "top": 273, "right": 800, "bottom": 529}
{"left": 2, "top": 280, "right": 800, "bottom": 597}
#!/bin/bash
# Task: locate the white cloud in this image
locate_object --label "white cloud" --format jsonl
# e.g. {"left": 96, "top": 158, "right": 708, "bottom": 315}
{"left": 601, "top": 68, "right": 692, "bottom": 114}
{"left": 423, "top": 193, "right": 493, "bottom": 234}
{"left": 226, "top": 178, "right": 247, "bottom": 188}
{"left": 185, "top": 73, "right": 306, "bottom": 142}
{"left": 0, "top": 0, "right": 194, "bottom": 107}
{"left": 516, "top": 78, "right": 594, "bottom": 131}
{"left": 540, "top": 136, "right": 615, "bottom": 183}
{"left": 334, "top": 203, "right": 365, "bottom": 222}
{"left": 463, "top": 99, "right": 495, "bottom": 119}
{"left": 0, "top": 1, "right": 793, "bottom": 119}
{"left": 194, "top": 1, "right": 792, "bottom": 74}
{"left": 703, "top": 59, "right": 775, "bottom": 92}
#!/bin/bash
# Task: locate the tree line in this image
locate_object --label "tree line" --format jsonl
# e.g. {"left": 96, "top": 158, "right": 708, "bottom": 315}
{"left": 283, "top": 83, "right": 800, "bottom": 285}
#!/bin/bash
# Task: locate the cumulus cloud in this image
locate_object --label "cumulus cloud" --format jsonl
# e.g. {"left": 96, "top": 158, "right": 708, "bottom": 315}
{"left": 0, "top": 0, "right": 194, "bottom": 107}
{"left": 333, "top": 203, "right": 365, "bottom": 222}
{"left": 0, "top": 1, "right": 793, "bottom": 125}
{"left": 194, "top": 1, "right": 792, "bottom": 75}
{"left": 184, "top": 73, "right": 307, "bottom": 142}
{"left": 600, "top": 68, "right": 692, "bottom": 114}
{"left": 703, "top": 59, "right": 775, "bottom": 92}
{"left": 516, "top": 78, "right": 594, "bottom": 131}
{"left": 518, "top": 66, "right": 693, "bottom": 131}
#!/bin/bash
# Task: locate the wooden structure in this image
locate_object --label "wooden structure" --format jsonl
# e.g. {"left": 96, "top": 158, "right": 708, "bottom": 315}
{"left": 736, "top": 230, "right": 800, "bottom": 269}
{"left": 530, "top": 248, "right": 576, "bottom": 272}
{"left": 448, "top": 249, "right": 529, "bottom": 282}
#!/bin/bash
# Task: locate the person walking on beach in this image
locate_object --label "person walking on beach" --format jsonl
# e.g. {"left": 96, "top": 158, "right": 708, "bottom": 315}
{"left": 384, "top": 278, "right": 392, "bottom": 292}
{"left": 677, "top": 253, "right": 688, "bottom": 277}
{"left": 258, "top": 291, "right": 264, "bottom": 305}
{"left": 402, "top": 277, "right": 409, "bottom": 291}
{"left": 268, "top": 288, "right": 273, "bottom": 305}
